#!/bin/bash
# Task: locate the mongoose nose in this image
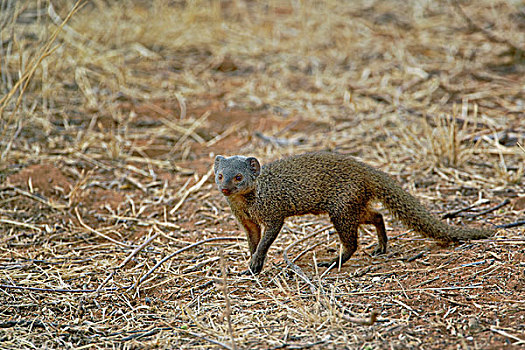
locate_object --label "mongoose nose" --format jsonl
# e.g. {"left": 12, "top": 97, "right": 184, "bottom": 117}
{"left": 221, "top": 189, "right": 231, "bottom": 195}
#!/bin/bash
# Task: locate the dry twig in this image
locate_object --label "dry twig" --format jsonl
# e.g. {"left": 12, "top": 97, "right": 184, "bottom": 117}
{"left": 134, "top": 237, "right": 244, "bottom": 290}
{"left": 219, "top": 249, "right": 237, "bottom": 350}
{"left": 75, "top": 207, "right": 132, "bottom": 247}
{"left": 169, "top": 168, "right": 213, "bottom": 215}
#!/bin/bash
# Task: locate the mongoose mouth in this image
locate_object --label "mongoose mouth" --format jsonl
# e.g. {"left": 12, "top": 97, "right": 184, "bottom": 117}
{"left": 221, "top": 188, "right": 232, "bottom": 196}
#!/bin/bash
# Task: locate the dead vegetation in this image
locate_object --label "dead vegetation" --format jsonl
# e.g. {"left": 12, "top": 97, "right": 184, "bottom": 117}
{"left": 0, "top": 0, "right": 524, "bottom": 348}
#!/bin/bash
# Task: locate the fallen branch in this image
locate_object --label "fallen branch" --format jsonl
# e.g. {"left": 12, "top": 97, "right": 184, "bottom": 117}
{"left": 405, "top": 250, "right": 427, "bottom": 262}
{"left": 341, "top": 285, "right": 484, "bottom": 296}
{"left": 441, "top": 200, "right": 489, "bottom": 219}
{"left": 0, "top": 284, "right": 118, "bottom": 293}
{"left": 75, "top": 207, "right": 132, "bottom": 247}
{"left": 121, "top": 327, "right": 234, "bottom": 349}
{"left": 182, "top": 256, "right": 220, "bottom": 273}
{"left": 134, "top": 236, "right": 244, "bottom": 290}
{"left": 0, "top": 218, "right": 42, "bottom": 232}
{"left": 121, "top": 327, "right": 167, "bottom": 341}
{"left": 169, "top": 168, "right": 213, "bottom": 215}
{"left": 517, "top": 142, "right": 525, "bottom": 154}
{"left": 219, "top": 249, "right": 237, "bottom": 350}
{"left": 254, "top": 131, "right": 305, "bottom": 147}
{"left": 463, "top": 199, "right": 510, "bottom": 219}
{"left": 1, "top": 186, "right": 67, "bottom": 210}
{"left": 490, "top": 327, "right": 525, "bottom": 346}
{"left": 0, "top": 319, "right": 52, "bottom": 329}
{"left": 496, "top": 220, "right": 525, "bottom": 229}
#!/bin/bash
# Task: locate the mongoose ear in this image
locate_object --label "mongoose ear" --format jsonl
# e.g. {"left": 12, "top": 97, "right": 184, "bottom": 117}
{"left": 246, "top": 157, "right": 261, "bottom": 177}
{"left": 214, "top": 155, "right": 225, "bottom": 174}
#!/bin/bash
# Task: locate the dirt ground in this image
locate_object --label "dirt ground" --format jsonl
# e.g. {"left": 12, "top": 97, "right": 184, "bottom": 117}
{"left": 1, "top": 1, "right": 524, "bottom": 349}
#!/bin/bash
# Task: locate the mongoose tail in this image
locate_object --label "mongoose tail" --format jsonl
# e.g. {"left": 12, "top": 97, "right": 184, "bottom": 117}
{"left": 372, "top": 171, "right": 495, "bottom": 241}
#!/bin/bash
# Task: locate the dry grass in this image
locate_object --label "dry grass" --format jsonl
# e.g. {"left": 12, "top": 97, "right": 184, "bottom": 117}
{"left": 1, "top": 0, "right": 524, "bottom": 348}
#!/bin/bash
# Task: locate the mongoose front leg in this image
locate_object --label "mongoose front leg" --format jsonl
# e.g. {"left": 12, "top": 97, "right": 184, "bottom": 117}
{"left": 360, "top": 209, "right": 387, "bottom": 255}
{"left": 240, "top": 218, "right": 261, "bottom": 256}
{"left": 247, "top": 219, "right": 284, "bottom": 274}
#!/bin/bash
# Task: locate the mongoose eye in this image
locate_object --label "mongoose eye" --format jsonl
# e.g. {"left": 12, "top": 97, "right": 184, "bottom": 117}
{"left": 234, "top": 174, "right": 243, "bottom": 181}
{"left": 218, "top": 174, "right": 223, "bottom": 181}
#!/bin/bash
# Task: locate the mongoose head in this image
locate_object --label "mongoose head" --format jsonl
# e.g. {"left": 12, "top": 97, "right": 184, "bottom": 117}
{"left": 214, "top": 155, "right": 261, "bottom": 196}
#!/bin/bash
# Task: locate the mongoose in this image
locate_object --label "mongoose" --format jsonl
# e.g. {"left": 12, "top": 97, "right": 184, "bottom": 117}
{"left": 214, "top": 152, "right": 494, "bottom": 274}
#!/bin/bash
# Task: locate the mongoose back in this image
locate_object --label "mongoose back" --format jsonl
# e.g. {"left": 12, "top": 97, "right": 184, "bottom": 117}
{"left": 214, "top": 152, "right": 494, "bottom": 274}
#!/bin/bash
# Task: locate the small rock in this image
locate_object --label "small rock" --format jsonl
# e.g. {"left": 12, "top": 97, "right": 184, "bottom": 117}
{"left": 513, "top": 196, "right": 525, "bottom": 211}
{"left": 468, "top": 317, "right": 481, "bottom": 331}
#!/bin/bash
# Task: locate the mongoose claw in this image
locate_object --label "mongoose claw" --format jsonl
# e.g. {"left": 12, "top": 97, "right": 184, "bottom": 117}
{"left": 239, "top": 269, "right": 253, "bottom": 276}
{"left": 248, "top": 258, "right": 264, "bottom": 274}
{"left": 372, "top": 246, "right": 387, "bottom": 256}
{"left": 238, "top": 259, "right": 264, "bottom": 276}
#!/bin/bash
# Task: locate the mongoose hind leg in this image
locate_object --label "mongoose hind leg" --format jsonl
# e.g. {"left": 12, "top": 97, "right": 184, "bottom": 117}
{"left": 360, "top": 208, "right": 387, "bottom": 255}
{"left": 318, "top": 209, "right": 359, "bottom": 268}
{"left": 247, "top": 219, "right": 284, "bottom": 274}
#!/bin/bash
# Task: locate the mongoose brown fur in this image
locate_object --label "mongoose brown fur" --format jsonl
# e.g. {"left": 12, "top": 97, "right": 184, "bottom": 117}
{"left": 214, "top": 152, "right": 494, "bottom": 274}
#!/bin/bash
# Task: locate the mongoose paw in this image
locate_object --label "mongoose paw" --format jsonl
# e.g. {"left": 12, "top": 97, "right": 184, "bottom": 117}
{"left": 239, "top": 269, "right": 253, "bottom": 276}
{"left": 248, "top": 258, "right": 264, "bottom": 275}
{"left": 317, "top": 261, "right": 338, "bottom": 268}
{"left": 372, "top": 246, "right": 387, "bottom": 256}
